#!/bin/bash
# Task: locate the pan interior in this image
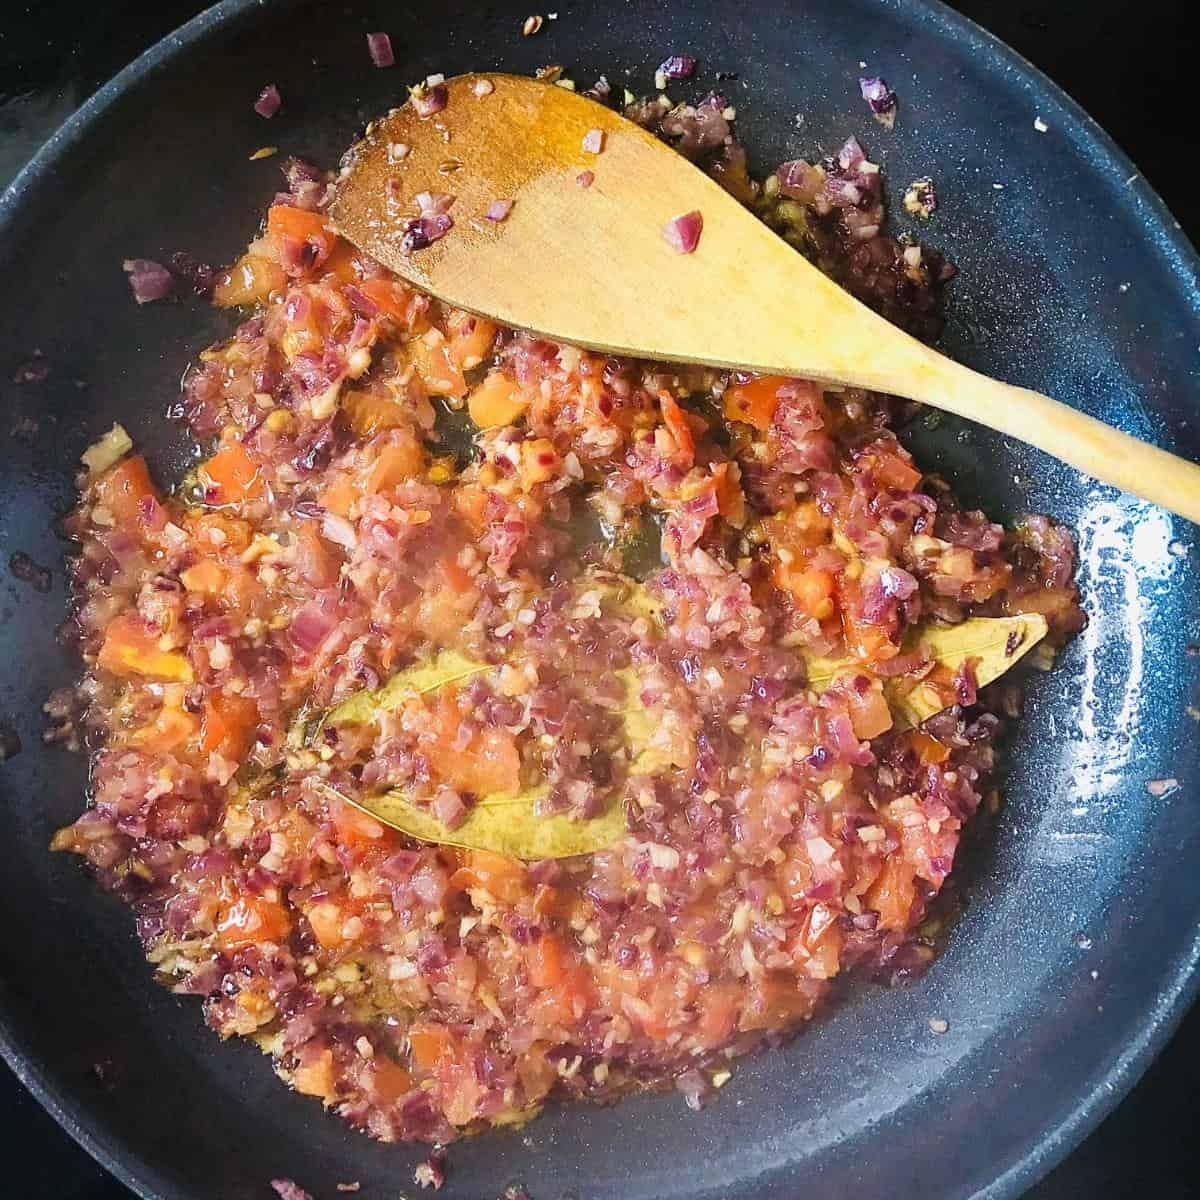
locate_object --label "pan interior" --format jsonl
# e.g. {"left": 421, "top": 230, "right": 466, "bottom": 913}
{"left": 0, "top": 2, "right": 1197, "bottom": 1198}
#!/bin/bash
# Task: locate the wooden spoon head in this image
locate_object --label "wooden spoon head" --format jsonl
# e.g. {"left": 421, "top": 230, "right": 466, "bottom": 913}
{"left": 329, "top": 72, "right": 924, "bottom": 390}
{"left": 328, "top": 72, "right": 789, "bottom": 365}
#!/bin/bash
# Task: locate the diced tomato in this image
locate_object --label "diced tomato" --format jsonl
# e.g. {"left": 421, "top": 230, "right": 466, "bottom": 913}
{"left": 367, "top": 1057, "right": 413, "bottom": 1104}
{"left": 658, "top": 391, "right": 695, "bottom": 465}
{"left": 409, "top": 329, "right": 467, "bottom": 399}
{"left": 438, "top": 1054, "right": 483, "bottom": 1126}
{"left": 342, "top": 390, "right": 409, "bottom": 437}
{"left": 94, "top": 455, "right": 161, "bottom": 542}
{"left": 516, "top": 1044, "right": 558, "bottom": 1103}
{"left": 841, "top": 602, "right": 898, "bottom": 663}
{"left": 795, "top": 903, "right": 845, "bottom": 980}
{"left": 423, "top": 690, "right": 521, "bottom": 796}
{"left": 595, "top": 962, "right": 669, "bottom": 1039}
{"left": 266, "top": 205, "right": 337, "bottom": 260}
{"left": 452, "top": 483, "right": 489, "bottom": 532}
{"left": 519, "top": 438, "right": 559, "bottom": 488}
{"left": 525, "top": 933, "right": 567, "bottom": 988}
{"left": 446, "top": 310, "right": 498, "bottom": 370}
{"left": 130, "top": 690, "right": 200, "bottom": 754}
{"left": 216, "top": 894, "right": 291, "bottom": 950}
{"left": 306, "top": 900, "right": 348, "bottom": 950}
{"left": 467, "top": 370, "right": 529, "bottom": 428}
{"left": 212, "top": 252, "right": 287, "bottom": 307}
{"left": 911, "top": 730, "right": 950, "bottom": 765}
{"left": 532, "top": 962, "right": 593, "bottom": 1027}
{"left": 428, "top": 724, "right": 521, "bottom": 797}
{"left": 221, "top": 564, "right": 266, "bottom": 615}
{"left": 201, "top": 693, "right": 259, "bottom": 761}
{"left": 738, "top": 973, "right": 817, "bottom": 1031}
{"left": 777, "top": 565, "right": 836, "bottom": 620}
{"left": 292, "top": 1049, "right": 335, "bottom": 1100}
{"left": 180, "top": 559, "right": 227, "bottom": 596}
{"left": 723, "top": 374, "right": 788, "bottom": 431}
{"left": 201, "top": 441, "right": 265, "bottom": 504}
{"left": 359, "top": 277, "right": 424, "bottom": 327}
{"left": 294, "top": 522, "right": 340, "bottom": 588}
{"left": 318, "top": 472, "right": 358, "bottom": 519}
{"left": 363, "top": 431, "right": 427, "bottom": 494}
{"left": 529, "top": 980, "right": 582, "bottom": 1027}
{"left": 864, "top": 854, "right": 918, "bottom": 932}
{"left": 860, "top": 446, "right": 922, "bottom": 491}
{"left": 449, "top": 850, "right": 527, "bottom": 905}
{"left": 773, "top": 498, "right": 832, "bottom": 551}
{"left": 331, "top": 800, "right": 388, "bottom": 847}
{"left": 844, "top": 677, "right": 893, "bottom": 739}
{"left": 408, "top": 1022, "right": 454, "bottom": 1071}
{"left": 694, "top": 982, "right": 742, "bottom": 1048}
{"left": 532, "top": 883, "right": 563, "bottom": 918}
{"left": 322, "top": 240, "right": 362, "bottom": 285}
{"left": 185, "top": 511, "right": 254, "bottom": 555}
{"left": 98, "top": 614, "right": 193, "bottom": 682}
{"left": 433, "top": 558, "right": 471, "bottom": 597}
{"left": 710, "top": 461, "right": 747, "bottom": 528}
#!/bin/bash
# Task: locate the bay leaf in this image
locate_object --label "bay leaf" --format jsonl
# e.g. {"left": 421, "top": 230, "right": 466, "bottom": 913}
{"left": 327, "top": 648, "right": 492, "bottom": 727}
{"left": 318, "top": 584, "right": 1046, "bottom": 857}
{"left": 343, "top": 782, "right": 627, "bottom": 859}
{"left": 326, "top": 636, "right": 636, "bottom": 858}
{"left": 885, "top": 612, "right": 1048, "bottom": 729}
{"left": 802, "top": 613, "right": 1048, "bottom": 730}
{"left": 615, "top": 666, "right": 691, "bottom": 773}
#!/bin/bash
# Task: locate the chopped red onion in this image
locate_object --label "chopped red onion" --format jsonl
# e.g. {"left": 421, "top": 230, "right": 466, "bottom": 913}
{"left": 414, "top": 191, "right": 456, "bottom": 216}
{"left": 904, "top": 176, "right": 937, "bottom": 219}
{"left": 431, "top": 788, "right": 467, "bottom": 829}
{"left": 837, "top": 135, "right": 867, "bottom": 171}
{"left": 380, "top": 849, "right": 422, "bottom": 880}
{"left": 122, "top": 259, "right": 174, "bottom": 304}
{"left": 823, "top": 176, "right": 864, "bottom": 206}
{"left": 413, "top": 1148, "right": 446, "bottom": 1190}
{"left": 662, "top": 210, "right": 703, "bottom": 254}
{"left": 674, "top": 1067, "right": 709, "bottom": 1110}
{"left": 411, "top": 83, "right": 448, "bottom": 117}
{"left": 366, "top": 32, "right": 394, "bottom": 68}
{"left": 13, "top": 354, "right": 50, "bottom": 384}
{"left": 776, "top": 159, "right": 822, "bottom": 203}
{"left": 254, "top": 84, "right": 282, "bottom": 119}
{"left": 581, "top": 128, "right": 605, "bottom": 154}
{"left": 576, "top": 170, "right": 595, "bottom": 188}
{"left": 401, "top": 213, "right": 453, "bottom": 252}
{"left": 321, "top": 511, "right": 358, "bottom": 550}
{"left": 583, "top": 75, "right": 611, "bottom": 101}
{"left": 289, "top": 602, "right": 336, "bottom": 651}
{"left": 858, "top": 77, "right": 897, "bottom": 124}
{"left": 1146, "top": 777, "right": 1180, "bottom": 797}
{"left": 878, "top": 565, "right": 918, "bottom": 600}
{"left": 270, "top": 1182, "right": 314, "bottom": 1200}
{"left": 658, "top": 55, "right": 698, "bottom": 80}
{"left": 485, "top": 199, "right": 514, "bottom": 222}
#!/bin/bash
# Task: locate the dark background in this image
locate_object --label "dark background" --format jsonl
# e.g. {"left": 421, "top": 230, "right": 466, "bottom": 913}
{"left": 1, "top": 1, "right": 1197, "bottom": 1196}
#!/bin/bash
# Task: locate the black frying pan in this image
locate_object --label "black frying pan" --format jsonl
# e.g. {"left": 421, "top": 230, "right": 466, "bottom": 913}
{"left": 2, "top": 2, "right": 1198, "bottom": 1198}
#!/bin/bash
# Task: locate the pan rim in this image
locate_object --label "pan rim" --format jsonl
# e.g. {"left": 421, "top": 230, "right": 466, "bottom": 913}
{"left": 1, "top": 1, "right": 1197, "bottom": 1198}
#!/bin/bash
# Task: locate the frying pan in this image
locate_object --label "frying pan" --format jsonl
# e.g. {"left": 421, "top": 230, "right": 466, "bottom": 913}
{"left": 1, "top": 2, "right": 1197, "bottom": 1198}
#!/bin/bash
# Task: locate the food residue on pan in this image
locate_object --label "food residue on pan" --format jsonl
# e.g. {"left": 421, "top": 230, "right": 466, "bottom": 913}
{"left": 51, "top": 68, "right": 1084, "bottom": 1147}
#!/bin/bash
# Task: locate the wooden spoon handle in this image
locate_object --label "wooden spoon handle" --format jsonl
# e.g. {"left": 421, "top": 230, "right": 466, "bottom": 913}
{"left": 897, "top": 347, "right": 1200, "bottom": 523}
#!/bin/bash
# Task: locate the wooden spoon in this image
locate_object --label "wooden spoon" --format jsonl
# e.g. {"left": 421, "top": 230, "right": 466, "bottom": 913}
{"left": 329, "top": 72, "right": 1200, "bottom": 523}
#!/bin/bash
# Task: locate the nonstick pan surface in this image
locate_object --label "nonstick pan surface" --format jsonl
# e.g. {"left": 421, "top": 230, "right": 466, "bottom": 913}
{"left": 1, "top": 2, "right": 1198, "bottom": 1198}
